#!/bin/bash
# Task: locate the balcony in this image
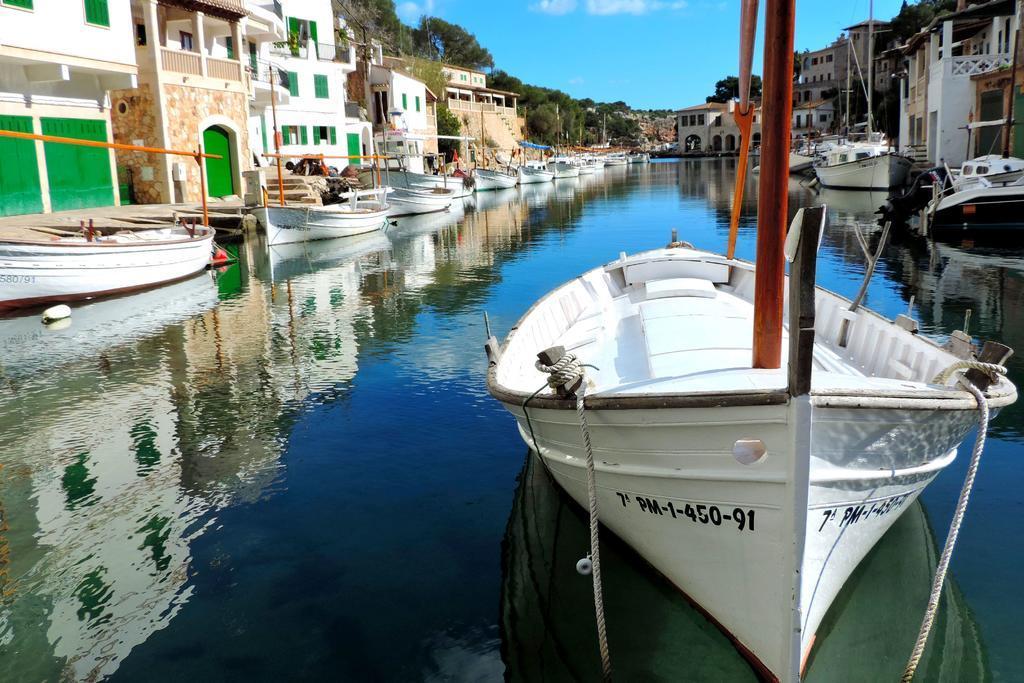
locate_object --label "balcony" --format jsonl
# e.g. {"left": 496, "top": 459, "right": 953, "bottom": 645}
{"left": 950, "top": 53, "right": 1011, "bottom": 77}
{"left": 248, "top": 59, "right": 290, "bottom": 105}
{"left": 446, "top": 98, "right": 516, "bottom": 118}
{"left": 160, "top": 47, "right": 242, "bottom": 82}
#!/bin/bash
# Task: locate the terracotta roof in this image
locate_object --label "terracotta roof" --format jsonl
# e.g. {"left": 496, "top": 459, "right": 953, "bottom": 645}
{"left": 159, "top": 0, "right": 246, "bottom": 20}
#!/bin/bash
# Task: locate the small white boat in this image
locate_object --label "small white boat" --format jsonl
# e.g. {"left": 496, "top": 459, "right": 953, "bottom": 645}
{"left": 487, "top": 243, "right": 1016, "bottom": 680}
{"left": 577, "top": 161, "right": 597, "bottom": 176}
{"left": 0, "top": 224, "right": 214, "bottom": 311}
{"left": 927, "top": 157, "right": 1024, "bottom": 234}
{"left": 386, "top": 186, "right": 454, "bottom": 217}
{"left": 814, "top": 139, "right": 912, "bottom": 190}
{"left": 391, "top": 170, "right": 474, "bottom": 198}
{"left": 518, "top": 164, "right": 555, "bottom": 184}
{"left": 627, "top": 152, "right": 650, "bottom": 164}
{"left": 789, "top": 151, "right": 815, "bottom": 173}
{"left": 548, "top": 161, "right": 580, "bottom": 179}
{"left": 603, "top": 154, "right": 629, "bottom": 167}
{"left": 254, "top": 189, "right": 390, "bottom": 245}
{"left": 474, "top": 168, "right": 520, "bottom": 191}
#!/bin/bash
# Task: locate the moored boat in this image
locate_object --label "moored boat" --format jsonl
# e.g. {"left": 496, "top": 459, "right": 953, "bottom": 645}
{"left": 548, "top": 160, "right": 581, "bottom": 179}
{"left": 473, "top": 168, "right": 520, "bottom": 191}
{"left": 814, "top": 140, "right": 913, "bottom": 190}
{"left": 486, "top": 243, "right": 1016, "bottom": 679}
{"left": 603, "top": 153, "right": 629, "bottom": 167}
{"left": 385, "top": 186, "right": 455, "bottom": 217}
{"left": 518, "top": 164, "right": 555, "bottom": 184}
{"left": 627, "top": 152, "right": 650, "bottom": 164}
{"left": 0, "top": 224, "right": 214, "bottom": 311}
{"left": 254, "top": 188, "right": 390, "bottom": 245}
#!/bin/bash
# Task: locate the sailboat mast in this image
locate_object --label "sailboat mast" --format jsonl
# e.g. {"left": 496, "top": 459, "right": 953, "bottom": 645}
{"left": 867, "top": 0, "right": 874, "bottom": 136}
{"left": 752, "top": 0, "right": 797, "bottom": 370}
{"left": 845, "top": 37, "right": 852, "bottom": 134}
{"left": 1003, "top": 0, "right": 1022, "bottom": 157}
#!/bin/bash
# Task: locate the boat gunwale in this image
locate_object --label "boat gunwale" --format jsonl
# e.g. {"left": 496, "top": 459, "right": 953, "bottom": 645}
{"left": 0, "top": 229, "right": 214, "bottom": 249}
{"left": 487, "top": 247, "right": 1017, "bottom": 412}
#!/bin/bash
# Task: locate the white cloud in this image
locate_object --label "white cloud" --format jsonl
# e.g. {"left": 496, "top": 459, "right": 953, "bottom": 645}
{"left": 569, "top": 76, "right": 585, "bottom": 84}
{"left": 530, "top": 0, "right": 578, "bottom": 14}
{"left": 585, "top": 0, "right": 686, "bottom": 14}
{"left": 397, "top": 0, "right": 436, "bottom": 22}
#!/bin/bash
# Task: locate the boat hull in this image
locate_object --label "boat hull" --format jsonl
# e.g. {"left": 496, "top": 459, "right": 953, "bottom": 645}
{"left": 500, "top": 399, "right": 974, "bottom": 679}
{"left": 549, "top": 162, "right": 580, "bottom": 179}
{"left": 0, "top": 231, "right": 214, "bottom": 310}
{"left": 385, "top": 187, "right": 454, "bottom": 217}
{"left": 931, "top": 185, "right": 1024, "bottom": 233}
{"left": 815, "top": 153, "right": 912, "bottom": 190}
{"left": 790, "top": 152, "right": 815, "bottom": 173}
{"left": 390, "top": 170, "right": 474, "bottom": 198}
{"left": 518, "top": 166, "right": 555, "bottom": 184}
{"left": 254, "top": 205, "right": 389, "bottom": 245}
{"left": 474, "top": 169, "right": 519, "bottom": 190}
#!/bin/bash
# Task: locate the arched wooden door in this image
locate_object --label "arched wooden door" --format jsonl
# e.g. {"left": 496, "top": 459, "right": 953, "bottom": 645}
{"left": 203, "top": 126, "right": 236, "bottom": 198}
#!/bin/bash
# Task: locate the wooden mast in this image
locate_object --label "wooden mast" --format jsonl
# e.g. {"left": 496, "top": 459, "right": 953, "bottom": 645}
{"left": 1002, "top": 0, "right": 1021, "bottom": 158}
{"left": 752, "top": 0, "right": 796, "bottom": 369}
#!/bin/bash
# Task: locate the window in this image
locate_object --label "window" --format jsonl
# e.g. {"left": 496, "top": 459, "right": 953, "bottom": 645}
{"left": 84, "top": 0, "right": 109, "bottom": 27}
{"left": 826, "top": 54, "right": 833, "bottom": 63}
{"left": 286, "top": 17, "right": 318, "bottom": 57}
{"left": 819, "top": 114, "right": 828, "bottom": 122}
{"left": 402, "top": 93, "right": 408, "bottom": 110}
{"left": 287, "top": 71, "right": 299, "bottom": 97}
{"left": 226, "top": 36, "right": 235, "bottom": 60}
{"left": 136, "top": 22, "right": 147, "bottom": 46}
{"left": 314, "top": 74, "right": 329, "bottom": 99}
{"left": 415, "top": 96, "right": 421, "bottom": 112}
{"left": 299, "top": 126, "right": 308, "bottom": 145}
{"left": 811, "top": 57, "right": 818, "bottom": 65}
{"left": 329, "top": 127, "right": 337, "bottom": 145}
{"left": 180, "top": 31, "right": 194, "bottom": 51}
{"left": 698, "top": 114, "right": 705, "bottom": 125}
{"left": 314, "top": 126, "right": 331, "bottom": 144}
{"left": 2, "top": 0, "right": 34, "bottom": 8}
{"left": 249, "top": 41, "right": 257, "bottom": 71}
{"left": 461, "top": 74, "right": 467, "bottom": 81}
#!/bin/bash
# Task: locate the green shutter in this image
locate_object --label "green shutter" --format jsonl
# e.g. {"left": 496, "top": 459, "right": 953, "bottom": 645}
{"left": 313, "top": 127, "right": 321, "bottom": 144}
{"left": 314, "top": 74, "right": 328, "bottom": 99}
{"left": 347, "top": 133, "right": 361, "bottom": 166}
{"left": 402, "top": 93, "right": 408, "bottom": 110}
{"left": 225, "top": 36, "right": 235, "bottom": 60}
{"left": 84, "top": 0, "right": 109, "bottom": 27}
{"left": 287, "top": 71, "right": 299, "bottom": 97}
{"left": 309, "top": 20, "right": 318, "bottom": 57}
{"left": 299, "top": 126, "right": 308, "bottom": 145}
{"left": 415, "top": 96, "right": 420, "bottom": 112}
{"left": 1015, "top": 87, "right": 1024, "bottom": 158}
{"left": 41, "top": 118, "right": 114, "bottom": 212}
{"left": 260, "top": 114, "right": 268, "bottom": 153}
{"left": 282, "top": 126, "right": 292, "bottom": 145}
{"left": 3, "top": 0, "right": 34, "bottom": 8}
{"left": 0, "top": 115, "right": 43, "bottom": 217}
{"left": 249, "top": 42, "right": 258, "bottom": 71}
{"left": 329, "top": 127, "right": 337, "bottom": 145}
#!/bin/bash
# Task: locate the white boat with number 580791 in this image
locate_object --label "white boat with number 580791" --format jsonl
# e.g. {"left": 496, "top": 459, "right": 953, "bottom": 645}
{"left": 254, "top": 189, "right": 390, "bottom": 245}
{"left": 0, "top": 224, "right": 214, "bottom": 311}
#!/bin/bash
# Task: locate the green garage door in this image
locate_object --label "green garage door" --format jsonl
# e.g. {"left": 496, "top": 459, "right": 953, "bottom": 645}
{"left": 0, "top": 115, "right": 43, "bottom": 217}
{"left": 41, "top": 118, "right": 114, "bottom": 213}
{"left": 347, "top": 133, "right": 361, "bottom": 166}
{"left": 203, "top": 126, "right": 236, "bottom": 198}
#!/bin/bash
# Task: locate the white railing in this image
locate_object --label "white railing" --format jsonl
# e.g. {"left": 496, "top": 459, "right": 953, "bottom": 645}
{"left": 207, "top": 56, "right": 242, "bottom": 82}
{"left": 446, "top": 99, "right": 517, "bottom": 118}
{"left": 950, "top": 53, "right": 1011, "bottom": 77}
{"left": 161, "top": 48, "right": 202, "bottom": 76}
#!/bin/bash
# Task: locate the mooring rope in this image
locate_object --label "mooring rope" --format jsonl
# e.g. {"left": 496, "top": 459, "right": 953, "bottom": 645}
{"left": 902, "top": 362, "right": 1005, "bottom": 681}
{"left": 534, "top": 353, "right": 612, "bottom": 681}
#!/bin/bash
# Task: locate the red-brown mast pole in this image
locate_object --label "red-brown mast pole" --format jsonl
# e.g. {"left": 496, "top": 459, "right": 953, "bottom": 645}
{"left": 752, "top": 0, "right": 796, "bottom": 369}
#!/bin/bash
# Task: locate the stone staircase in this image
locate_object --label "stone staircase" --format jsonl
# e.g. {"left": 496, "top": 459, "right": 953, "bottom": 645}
{"left": 264, "top": 175, "right": 323, "bottom": 206}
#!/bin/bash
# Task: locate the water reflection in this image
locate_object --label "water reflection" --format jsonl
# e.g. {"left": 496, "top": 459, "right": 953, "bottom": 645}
{"left": 0, "top": 160, "right": 1020, "bottom": 680}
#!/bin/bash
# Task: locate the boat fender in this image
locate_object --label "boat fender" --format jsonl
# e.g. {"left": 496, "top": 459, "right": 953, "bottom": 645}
{"left": 42, "top": 304, "right": 71, "bottom": 325}
{"left": 211, "top": 247, "right": 230, "bottom": 266}
{"left": 576, "top": 557, "right": 593, "bottom": 576}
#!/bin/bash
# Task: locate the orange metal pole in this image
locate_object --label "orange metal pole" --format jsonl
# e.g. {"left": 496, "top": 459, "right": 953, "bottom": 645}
{"left": 752, "top": 0, "right": 796, "bottom": 370}
{"left": 0, "top": 128, "right": 221, "bottom": 159}
{"left": 196, "top": 144, "right": 209, "bottom": 228}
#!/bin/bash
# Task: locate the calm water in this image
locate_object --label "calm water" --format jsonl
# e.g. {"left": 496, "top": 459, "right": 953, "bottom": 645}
{"left": 1, "top": 160, "right": 1022, "bottom": 682}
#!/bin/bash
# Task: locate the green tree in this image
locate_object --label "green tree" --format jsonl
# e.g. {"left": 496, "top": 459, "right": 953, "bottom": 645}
{"left": 706, "top": 75, "right": 762, "bottom": 103}
{"left": 412, "top": 16, "right": 494, "bottom": 69}
{"left": 436, "top": 105, "right": 461, "bottom": 160}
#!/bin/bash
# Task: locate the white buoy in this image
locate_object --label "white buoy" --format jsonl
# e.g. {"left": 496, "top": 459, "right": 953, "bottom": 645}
{"left": 576, "top": 557, "right": 593, "bottom": 576}
{"left": 42, "top": 304, "right": 71, "bottom": 325}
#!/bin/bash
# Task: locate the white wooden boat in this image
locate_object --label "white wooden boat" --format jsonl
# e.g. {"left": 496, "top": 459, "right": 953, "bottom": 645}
{"left": 577, "top": 161, "right": 597, "bottom": 176}
{"left": 627, "top": 152, "right": 650, "bottom": 164}
{"left": 254, "top": 189, "right": 390, "bottom": 245}
{"left": 548, "top": 161, "right": 580, "bottom": 179}
{"left": 474, "top": 168, "right": 520, "bottom": 191}
{"left": 389, "top": 170, "right": 474, "bottom": 198}
{"left": 0, "top": 224, "right": 214, "bottom": 311}
{"left": 385, "top": 186, "right": 454, "bottom": 217}
{"left": 518, "top": 165, "right": 555, "bottom": 184}
{"left": 603, "top": 154, "right": 629, "bottom": 167}
{"left": 789, "top": 151, "right": 815, "bottom": 173}
{"left": 487, "top": 243, "right": 1016, "bottom": 680}
{"left": 814, "top": 140, "right": 912, "bottom": 190}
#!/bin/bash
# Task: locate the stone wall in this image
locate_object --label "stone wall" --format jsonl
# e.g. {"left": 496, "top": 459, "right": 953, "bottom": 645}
{"left": 456, "top": 108, "right": 524, "bottom": 160}
{"left": 110, "top": 78, "right": 170, "bottom": 205}
{"left": 162, "top": 84, "right": 251, "bottom": 202}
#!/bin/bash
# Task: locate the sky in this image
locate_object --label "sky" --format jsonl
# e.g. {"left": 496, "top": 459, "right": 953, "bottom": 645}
{"left": 393, "top": 0, "right": 907, "bottom": 109}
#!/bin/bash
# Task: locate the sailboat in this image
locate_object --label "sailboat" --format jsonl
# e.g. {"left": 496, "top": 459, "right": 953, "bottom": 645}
{"left": 813, "top": 3, "right": 912, "bottom": 190}
{"left": 485, "top": 1, "right": 1017, "bottom": 680}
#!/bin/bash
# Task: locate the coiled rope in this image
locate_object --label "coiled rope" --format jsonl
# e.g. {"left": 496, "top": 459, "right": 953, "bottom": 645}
{"left": 902, "top": 361, "right": 1006, "bottom": 681}
{"left": 534, "top": 353, "right": 612, "bottom": 681}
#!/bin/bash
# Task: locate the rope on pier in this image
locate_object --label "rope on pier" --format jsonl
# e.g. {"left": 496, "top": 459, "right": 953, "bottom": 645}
{"left": 534, "top": 353, "right": 612, "bottom": 681}
{"left": 902, "top": 362, "right": 1006, "bottom": 681}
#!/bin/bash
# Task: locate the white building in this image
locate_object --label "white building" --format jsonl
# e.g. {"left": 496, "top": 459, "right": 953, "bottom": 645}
{"left": 372, "top": 54, "right": 438, "bottom": 153}
{"left": 792, "top": 99, "right": 836, "bottom": 136}
{"left": 255, "top": 0, "right": 371, "bottom": 169}
{"left": 676, "top": 101, "right": 762, "bottom": 153}
{"left": 897, "top": 0, "right": 1019, "bottom": 166}
{"left": 0, "top": 0, "right": 138, "bottom": 217}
